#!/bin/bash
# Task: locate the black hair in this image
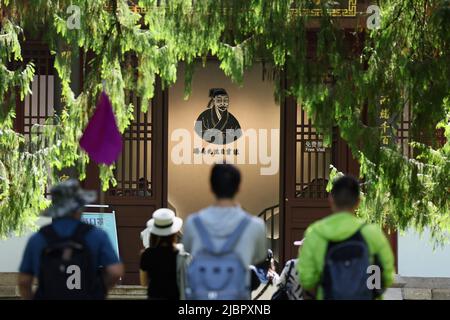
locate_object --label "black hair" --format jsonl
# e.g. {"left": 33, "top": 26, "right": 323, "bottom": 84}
{"left": 330, "top": 175, "right": 360, "bottom": 210}
{"left": 149, "top": 233, "right": 177, "bottom": 249}
{"left": 207, "top": 88, "right": 229, "bottom": 109}
{"left": 210, "top": 164, "right": 241, "bottom": 199}
{"left": 209, "top": 88, "right": 228, "bottom": 98}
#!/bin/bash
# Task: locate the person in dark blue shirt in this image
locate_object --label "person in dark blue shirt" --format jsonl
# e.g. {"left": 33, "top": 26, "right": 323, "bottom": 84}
{"left": 18, "top": 179, "right": 124, "bottom": 299}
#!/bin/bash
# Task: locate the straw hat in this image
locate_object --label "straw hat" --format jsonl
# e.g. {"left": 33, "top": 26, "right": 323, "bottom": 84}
{"left": 145, "top": 208, "right": 182, "bottom": 237}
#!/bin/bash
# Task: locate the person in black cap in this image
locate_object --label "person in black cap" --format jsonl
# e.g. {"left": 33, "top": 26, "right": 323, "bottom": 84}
{"left": 194, "top": 88, "right": 242, "bottom": 145}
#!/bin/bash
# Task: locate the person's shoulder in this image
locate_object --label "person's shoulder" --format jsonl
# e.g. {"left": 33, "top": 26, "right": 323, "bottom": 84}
{"left": 85, "top": 223, "right": 106, "bottom": 235}
{"left": 140, "top": 247, "right": 154, "bottom": 266}
{"left": 197, "top": 109, "right": 210, "bottom": 118}
{"left": 185, "top": 210, "right": 201, "bottom": 226}
{"left": 227, "top": 111, "right": 239, "bottom": 120}
{"left": 306, "top": 212, "right": 348, "bottom": 232}
{"left": 239, "top": 212, "right": 265, "bottom": 242}
{"left": 175, "top": 243, "right": 190, "bottom": 256}
{"left": 304, "top": 216, "right": 326, "bottom": 235}
{"left": 361, "top": 222, "right": 388, "bottom": 242}
{"left": 183, "top": 210, "right": 206, "bottom": 235}
{"left": 83, "top": 224, "right": 109, "bottom": 242}
{"left": 286, "top": 258, "right": 297, "bottom": 266}
{"left": 241, "top": 210, "right": 264, "bottom": 228}
{"left": 188, "top": 206, "right": 216, "bottom": 222}
{"left": 27, "top": 230, "right": 47, "bottom": 247}
{"left": 141, "top": 247, "right": 155, "bottom": 257}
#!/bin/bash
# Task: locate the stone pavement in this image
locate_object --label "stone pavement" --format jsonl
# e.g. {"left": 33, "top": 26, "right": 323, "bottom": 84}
{"left": 1, "top": 273, "right": 450, "bottom": 300}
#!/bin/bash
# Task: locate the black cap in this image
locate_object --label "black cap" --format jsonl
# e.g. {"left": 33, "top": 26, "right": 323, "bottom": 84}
{"left": 209, "top": 88, "right": 228, "bottom": 98}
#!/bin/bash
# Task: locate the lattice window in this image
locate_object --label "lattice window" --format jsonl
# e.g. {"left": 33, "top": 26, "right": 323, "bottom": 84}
{"left": 12, "top": 42, "right": 56, "bottom": 196}
{"left": 109, "top": 93, "right": 153, "bottom": 197}
{"left": 295, "top": 106, "right": 333, "bottom": 198}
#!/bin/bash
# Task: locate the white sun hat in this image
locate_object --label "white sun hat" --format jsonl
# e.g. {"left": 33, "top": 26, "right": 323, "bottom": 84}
{"left": 146, "top": 208, "right": 183, "bottom": 237}
{"left": 293, "top": 238, "right": 305, "bottom": 246}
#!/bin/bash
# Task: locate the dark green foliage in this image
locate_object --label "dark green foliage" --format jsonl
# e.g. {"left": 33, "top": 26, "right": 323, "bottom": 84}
{"left": 0, "top": 1, "right": 448, "bottom": 242}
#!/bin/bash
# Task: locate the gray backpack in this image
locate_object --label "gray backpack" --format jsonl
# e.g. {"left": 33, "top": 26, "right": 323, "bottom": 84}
{"left": 185, "top": 215, "right": 250, "bottom": 300}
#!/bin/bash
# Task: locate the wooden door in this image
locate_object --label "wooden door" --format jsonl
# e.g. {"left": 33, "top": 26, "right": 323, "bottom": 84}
{"left": 14, "top": 41, "right": 56, "bottom": 137}
{"left": 280, "top": 94, "right": 360, "bottom": 263}
{"left": 108, "top": 81, "right": 167, "bottom": 284}
{"left": 85, "top": 79, "right": 168, "bottom": 284}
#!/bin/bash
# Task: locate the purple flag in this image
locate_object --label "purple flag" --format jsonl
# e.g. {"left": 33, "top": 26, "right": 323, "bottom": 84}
{"left": 80, "top": 91, "right": 122, "bottom": 165}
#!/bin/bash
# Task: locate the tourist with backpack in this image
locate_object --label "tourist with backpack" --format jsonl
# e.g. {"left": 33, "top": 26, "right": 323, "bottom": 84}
{"left": 182, "top": 164, "right": 267, "bottom": 300}
{"left": 18, "top": 179, "right": 124, "bottom": 300}
{"left": 298, "top": 175, "right": 395, "bottom": 300}
{"left": 139, "top": 208, "right": 191, "bottom": 300}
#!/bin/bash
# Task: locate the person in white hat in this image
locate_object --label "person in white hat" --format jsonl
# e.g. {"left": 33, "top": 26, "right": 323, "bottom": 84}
{"left": 139, "top": 208, "right": 190, "bottom": 300}
{"left": 272, "top": 239, "right": 305, "bottom": 300}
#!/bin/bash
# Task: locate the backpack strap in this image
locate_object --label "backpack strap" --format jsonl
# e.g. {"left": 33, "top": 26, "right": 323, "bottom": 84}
{"left": 358, "top": 223, "right": 367, "bottom": 232}
{"left": 39, "top": 222, "right": 92, "bottom": 245}
{"left": 285, "top": 260, "right": 295, "bottom": 286}
{"left": 193, "top": 216, "right": 217, "bottom": 253}
{"left": 253, "top": 281, "right": 271, "bottom": 300}
{"left": 354, "top": 223, "right": 368, "bottom": 242}
{"left": 40, "top": 225, "right": 61, "bottom": 245}
{"left": 220, "top": 216, "right": 250, "bottom": 254}
{"left": 71, "top": 222, "right": 93, "bottom": 243}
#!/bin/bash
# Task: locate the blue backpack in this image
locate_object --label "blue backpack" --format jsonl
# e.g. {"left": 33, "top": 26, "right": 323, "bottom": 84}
{"left": 321, "top": 225, "right": 374, "bottom": 300}
{"left": 185, "top": 216, "right": 250, "bottom": 300}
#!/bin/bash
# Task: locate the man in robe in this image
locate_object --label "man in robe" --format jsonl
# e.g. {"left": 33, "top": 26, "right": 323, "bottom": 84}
{"left": 194, "top": 88, "right": 242, "bottom": 145}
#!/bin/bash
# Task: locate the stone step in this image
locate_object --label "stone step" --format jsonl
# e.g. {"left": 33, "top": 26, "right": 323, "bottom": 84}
{"left": 0, "top": 285, "right": 148, "bottom": 299}
{"left": 107, "top": 294, "right": 147, "bottom": 300}
{"left": 0, "top": 273, "right": 19, "bottom": 286}
{"left": 109, "top": 285, "right": 146, "bottom": 296}
{"left": 432, "top": 289, "right": 450, "bottom": 300}
{"left": 0, "top": 285, "right": 18, "bottom": 298}
{"left": 402, "top": 276, "right": 450, "bottom": 289}
{"left": 1, "top": 272, "right": 449, "bottom": 300}
{"left": 107, "top": 285, "right": 147, "bottom": 300}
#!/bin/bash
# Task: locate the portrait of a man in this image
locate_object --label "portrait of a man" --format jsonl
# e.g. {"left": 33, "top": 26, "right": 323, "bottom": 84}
{"left": 194, "top": 88, "right": 242, "bottom": 145}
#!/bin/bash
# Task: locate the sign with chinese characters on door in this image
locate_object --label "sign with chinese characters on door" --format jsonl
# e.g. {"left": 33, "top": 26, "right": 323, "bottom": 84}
{"left": 294, "top": 0, "right": 358, "bottom": 17}
{"left": 305, "top": 141, "right": 326, "bottom": 152}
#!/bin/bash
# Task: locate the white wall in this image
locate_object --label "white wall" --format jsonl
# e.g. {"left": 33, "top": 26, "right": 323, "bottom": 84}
{"left": 0, "top": 218, "right": 51, "bottom": 272}
{"left": 398, "top": 228, "right": 450, "bottom": 277}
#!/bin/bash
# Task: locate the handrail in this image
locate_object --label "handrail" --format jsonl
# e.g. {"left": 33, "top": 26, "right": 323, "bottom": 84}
{"left": 257, "top": 205, "right": 279, "bottom": 219}
{"left": 257, "top": 204, "right": 279, "bottom": 262}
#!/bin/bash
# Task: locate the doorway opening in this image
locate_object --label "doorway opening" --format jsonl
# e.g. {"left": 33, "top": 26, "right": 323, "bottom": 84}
{"left": 167, "top": 61, "right": 281, "bottom": 262}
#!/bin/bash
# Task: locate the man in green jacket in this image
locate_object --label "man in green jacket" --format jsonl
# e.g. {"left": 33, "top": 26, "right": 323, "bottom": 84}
{"left": 298, "top": 175, "right": 395, "bottom": 300}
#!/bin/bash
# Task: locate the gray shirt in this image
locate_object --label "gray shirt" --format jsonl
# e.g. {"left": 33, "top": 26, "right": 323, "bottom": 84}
{"left": 182, "top": 205, "right": 268, "bottom": 286}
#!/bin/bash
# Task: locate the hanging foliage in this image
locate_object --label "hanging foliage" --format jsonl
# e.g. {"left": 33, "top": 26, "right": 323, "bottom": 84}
{"left": 0, "top": 0, "right": 448, "bottom": 242}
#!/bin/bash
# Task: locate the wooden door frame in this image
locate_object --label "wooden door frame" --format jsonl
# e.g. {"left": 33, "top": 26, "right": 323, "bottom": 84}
{"left": 279, "top": 71, "right": 288, "bottom": 266}
{"left": 279, "top": 79, "right": 399, "bottom": 271}
{"left": 79, "top": 55, "right": 168, "bottom": 283}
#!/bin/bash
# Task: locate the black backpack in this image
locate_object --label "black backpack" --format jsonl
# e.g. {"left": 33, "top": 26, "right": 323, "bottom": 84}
{"left": 321, "top": 225, "right": 374, "bottom": 300}
{"left": 34, "top": 223, "right": 106, "bottom": 300}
